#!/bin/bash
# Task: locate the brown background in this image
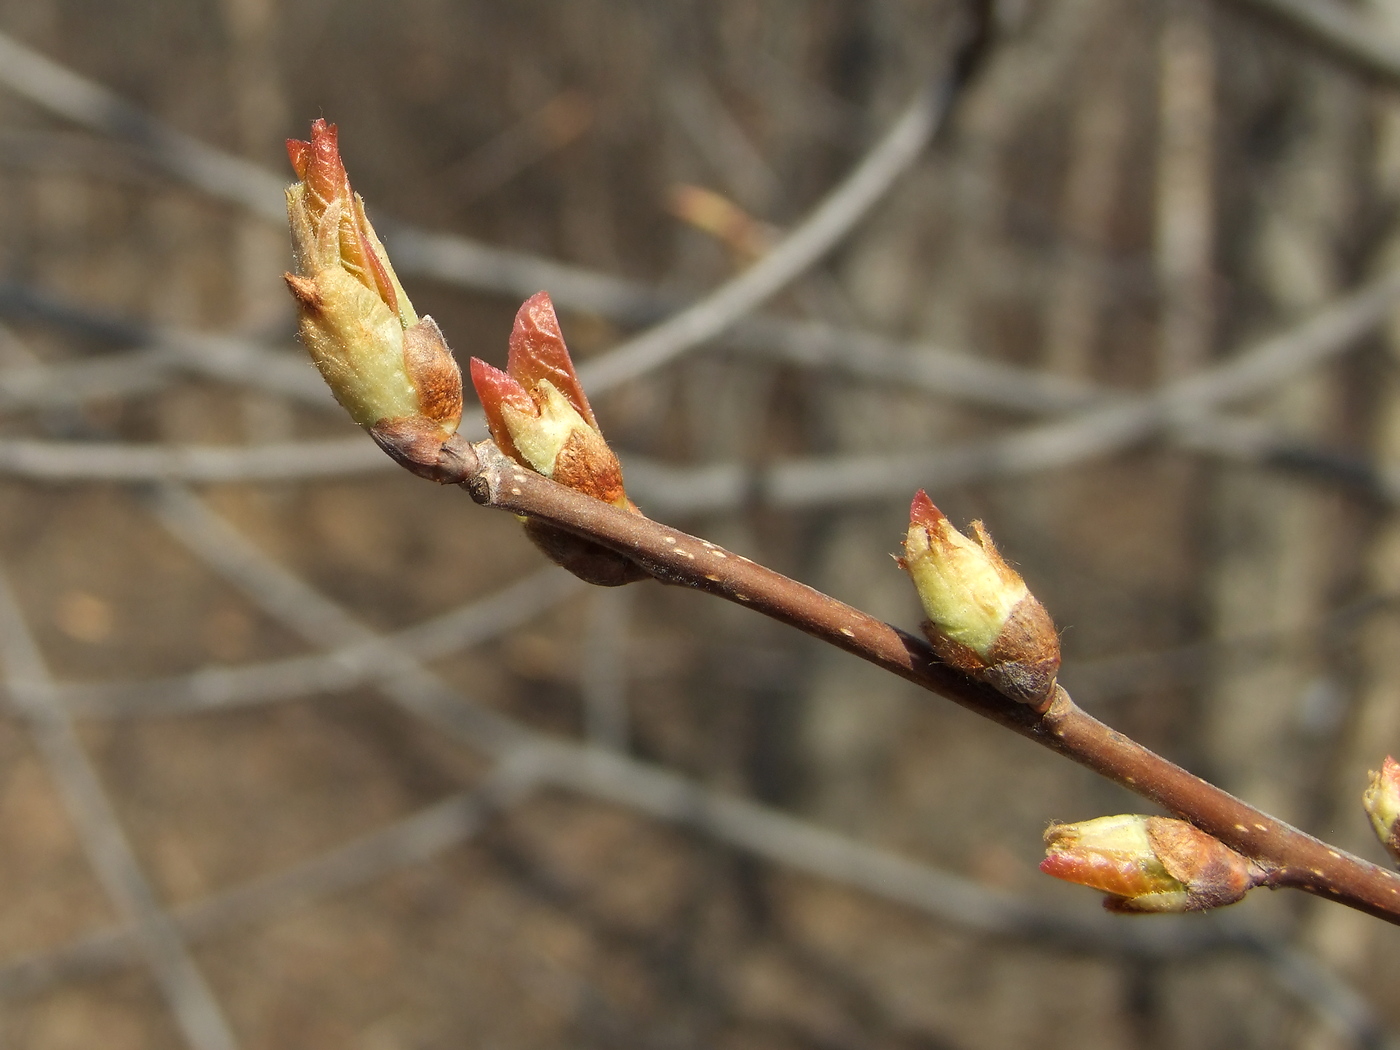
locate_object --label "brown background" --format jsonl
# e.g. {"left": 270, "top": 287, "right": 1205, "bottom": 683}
{"left": 0, "top": 0, "right": 1396, "bottom": 1047}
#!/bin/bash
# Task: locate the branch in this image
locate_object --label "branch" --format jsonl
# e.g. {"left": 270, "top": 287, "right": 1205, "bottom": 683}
{"left": 1218, "top": 0, "right": 1400, "bottom": 90}
{"left": 451, "top": 437, "right": 1400, "bottom": 924}
{"left": 124, "top": 486, "right": 1394, "bottom": 1044}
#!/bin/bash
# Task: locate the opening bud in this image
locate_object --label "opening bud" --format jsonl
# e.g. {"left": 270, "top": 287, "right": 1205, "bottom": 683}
{"left": 471, "top": 293, "right": 646, "bottom": 587}
{"left": 900, "top": 491, "right": 1060, "bottom": 708}
{"left": 1363, "top": 756, "right": 1400, "bottom": 865}
{"left": 284, "top": 119, "right": 463, "bottom": 481}
{"left": 1041, "top": 815, "right": 1263, "bottom": 913}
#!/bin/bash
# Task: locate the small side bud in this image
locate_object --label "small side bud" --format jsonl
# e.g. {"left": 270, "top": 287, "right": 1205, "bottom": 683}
{"left": 667, "top": 184, "right": 776, "bottom": 260}
{"left": 284, "top": 119, "right": 463, "bottom": 481}
{"left": 1041, "top": 815, "right": 1262, "bottom": 914}
{"left": 471, "top": 292, "right": 646, "bottom": 586}
{"left": 900, "top": 491, "right": 1060, "bottom": 708}
{"left": 1363, "top": 757, "right": 1400, "bottom": 865}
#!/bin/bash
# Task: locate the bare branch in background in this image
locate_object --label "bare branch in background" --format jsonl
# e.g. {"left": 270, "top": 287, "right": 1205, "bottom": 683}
{"left": 0, "top": 571, "right": 241, "bottom": 1050}
{"left": 1219, "top": 0, "right": 1400, "bottom": 89}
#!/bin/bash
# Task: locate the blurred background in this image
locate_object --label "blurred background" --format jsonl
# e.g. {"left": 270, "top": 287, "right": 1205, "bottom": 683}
{"left": 0, "top": 0, "right": 1397, "bottom": 1047}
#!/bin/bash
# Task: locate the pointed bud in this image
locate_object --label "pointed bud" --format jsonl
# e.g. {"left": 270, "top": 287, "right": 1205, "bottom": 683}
{"left": 1363, "top": 756, "right": 1400, "bottom": 865}
{"left": 667, "top": 184, "right": 775, "bottom": 260}
{"left": 900, "top": 492, "right": 1060, "bottom": 708}
{"left": 1041, "top": 815, "right": 1262, "bottom": 913}
{"left": 471, "top": 292, "right": 646, "bottom": 587}
{"left": 284, "top": 119, "right": 463, "bottom": 481}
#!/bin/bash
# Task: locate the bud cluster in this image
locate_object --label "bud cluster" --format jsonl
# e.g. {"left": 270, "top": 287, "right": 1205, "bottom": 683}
{"left": 470, "top": 294, "right": 647, "bottom": 586}
{"left": 900, "top": 492, "right": 1060, "bottom": 708}
{"left": 1041, "top": 814, "right": 1262, "bottom": 913}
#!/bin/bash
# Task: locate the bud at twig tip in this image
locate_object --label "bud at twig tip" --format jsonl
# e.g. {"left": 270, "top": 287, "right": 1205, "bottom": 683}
{"left": 283, "top": 119, "right": 463, "bottom": 482}
{"left": 901, "top": 491, "right": 1060, "bottom": 708}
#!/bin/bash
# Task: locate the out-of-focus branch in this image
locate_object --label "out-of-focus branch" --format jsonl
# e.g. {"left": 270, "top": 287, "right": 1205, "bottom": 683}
{"left": 0, "top": 31, "right": 287, "bottom": 221}
{"left": 633, "top": 272, "right": 1400, "bottom": 512}
{"left": 574, "top": 56, "right": 978, "bottom": 392}
{"left": 0, "top": 570, "right": 241, "bottom": 1050}
{"left": 0, "top": 24, "right": 983, "bottom": 345}
{"left": 1218, "top": 0, "right": 1400, "bottom": 90}
{"left": 0, "top": 282, "right": 332, "bottom": 409}
{"left": 58, "top": 566, "right": 582, "bottom": 717}
{"left": 0, "top": 758, "right": 542, "bottom": 1000}
{"left": 446, "top": 437, "right": 1400, "bottom": 923}
{"left": 0, "top": 435, "right": 381, "bottom": 481}
{"left": 0, "top": 269, "right": 1394, "bottom": 493}
{"left": 8, "top": 727, "right": 1391, "bottom": 1048}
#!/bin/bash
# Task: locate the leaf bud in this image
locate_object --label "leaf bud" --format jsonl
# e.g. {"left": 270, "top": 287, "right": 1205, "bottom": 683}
{"left": 900, "top": 491, "right": 1060, "bottom": 708}
{"left": 1363, "top": 756, "right": 1400, "bottom": 865}
{"left": 1041, "top": 815, "right": 1262, "bottom": 914}
{"left": 284, "top": 119, "right": 463, "bottom": 481}
{"left": 471, "top": 292, "right": 646, "bottom": 586}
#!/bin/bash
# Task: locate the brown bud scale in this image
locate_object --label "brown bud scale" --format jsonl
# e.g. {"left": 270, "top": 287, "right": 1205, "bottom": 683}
{"left": 283, "top": 273, "right": 320, "bottom": 310}
{"left": 920, "top": 593, "right": 1059, "bottom": 710}
{"left": 1144, "top": 818, "right": 1261, "bottom": 910}
{"left": 981, "top": 594, "right": 1061, "bottom": 709}
{"left": 402, "top": 316, "right": 463, "bottom": 430}
{"left": 551, "top": 428, "right": 627, "bottom": 506}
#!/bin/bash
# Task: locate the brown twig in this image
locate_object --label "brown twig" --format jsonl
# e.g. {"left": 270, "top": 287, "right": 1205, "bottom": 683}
{"left": 444, "top": 435, "right": 1400, "bottom": 925}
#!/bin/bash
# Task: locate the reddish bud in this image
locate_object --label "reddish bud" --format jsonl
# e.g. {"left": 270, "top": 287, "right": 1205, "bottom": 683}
{"left": 1042, "top": 815, "right": 1262, "bottom": 914}
{"left": 900, "top": 491, "right": 1060, "bottom": 708}
{"left": 471, "top": 293, "right": 646, "bottom": 586}
{"left": 471, "top": 293, "right": 629, "bottom": 508}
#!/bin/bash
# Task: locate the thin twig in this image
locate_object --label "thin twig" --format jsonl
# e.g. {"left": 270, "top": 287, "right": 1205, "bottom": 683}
{"left": 451, "top": 438, "right": 1400, "bottom": 923}
{"left": 0, "top": 569, "right": 240, "bottom": 1050}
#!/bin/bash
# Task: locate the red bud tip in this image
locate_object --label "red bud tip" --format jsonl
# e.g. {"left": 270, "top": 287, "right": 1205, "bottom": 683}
{"left": 1039, "top": 850, "right": 1154, "bottom": 901}
{"left": 909, "top": 490, "right": 946, "bottom": 531}
{"left": 507, "top": 292, "right": 598, "bottom": 429}
{"left": 470, "top": 356, "right": 533, "bottom": 460}
{"left": 287, "top": 118, "right": 349, "bottom": 218}
{"left": 286, "top": 138, "right": 311, "bottom": 180}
